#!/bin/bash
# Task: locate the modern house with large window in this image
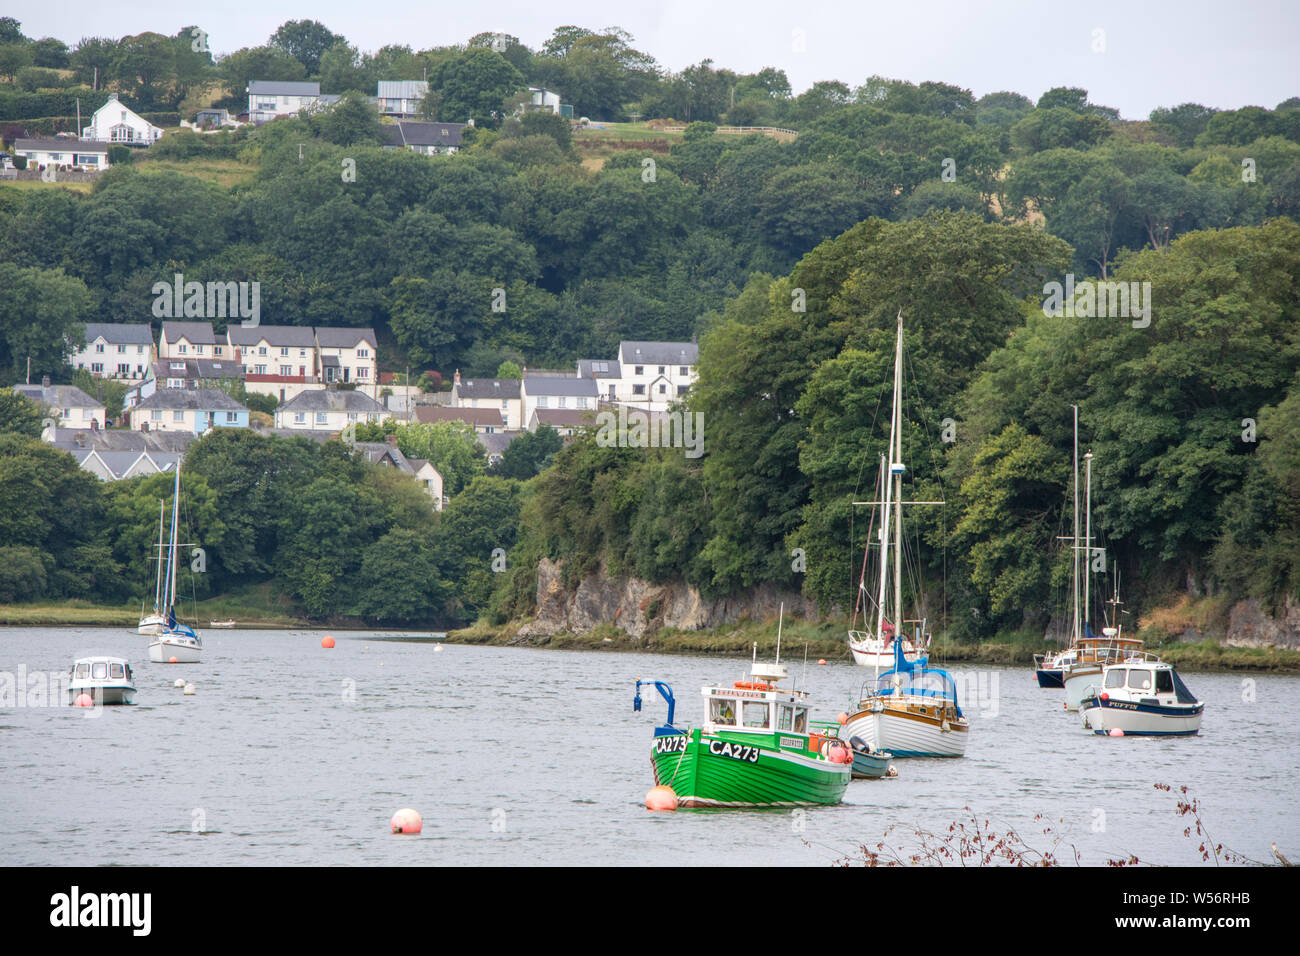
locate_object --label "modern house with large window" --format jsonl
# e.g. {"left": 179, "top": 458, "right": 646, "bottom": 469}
{"left": 81, "top": 93, "right": 163, "bottom": 145}
{"left": 376, "top": 80, "right": 429, "bottom": 118}
{"left": 13, "top": 137, "right": 110, "bottom": 171}
{"left": 246, "top": 80, "right": 323, "bottom": 123}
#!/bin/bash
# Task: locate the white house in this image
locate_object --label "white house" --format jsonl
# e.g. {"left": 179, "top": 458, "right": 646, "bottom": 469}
{"left": 13, "top": 138, "right": 109, "bottom": 171}
{"left": 450, "top": 373, "right": 522, "bottom": 429}
{"left": 247, "top": 80, "right": 323, "bottom": 124}
{"left": 520, "top": 371, "right": 598, "bottom": 426}
{"left": 71, "top": 323, "right": 155, "bottom": 381}
{"left": 82, "top": 93, "right": 163, "bottom": 145}
{"left": 274, "top": 388, "right": 384, "bottom": 432}
{"left": 376, "top": 80, "right": 429, "bottom": 118}
{"left": 353, "top": 441, "right": 445, "bottom": 508}
{"left": 159, "top": 321, "right": 221, "bottom": 360}
{"left": 577, "top": 341, "right": 698, "bottom": 413}
{"left": 315, "top": 327, "right": 378, "bottom": 397}
{"left": 14, "top": 380, "right": 107, "bottom": 429}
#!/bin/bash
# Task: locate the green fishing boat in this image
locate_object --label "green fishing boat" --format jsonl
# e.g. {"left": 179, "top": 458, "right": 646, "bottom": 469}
{"left": 634, "top": 641, "right": 852, "bottom": 809}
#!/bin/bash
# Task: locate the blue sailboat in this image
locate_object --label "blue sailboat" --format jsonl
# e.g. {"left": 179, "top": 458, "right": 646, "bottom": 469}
{"left": 147, "top": 464, "right": 202, "bottom": 663}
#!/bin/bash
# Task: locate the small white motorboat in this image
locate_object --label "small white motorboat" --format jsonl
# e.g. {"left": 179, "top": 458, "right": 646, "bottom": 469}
{"left": 1079, "top": 656, "right": 1203, "bottom": 736}
{"left": 68, "top": 656, "right": 136, "bottom": 705}
{"left": 209, "top": 620, "right": 235, "bottom": 628}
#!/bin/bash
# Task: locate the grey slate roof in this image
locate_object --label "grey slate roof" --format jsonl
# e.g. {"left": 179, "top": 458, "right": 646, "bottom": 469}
{"left": 15, "top": 137, "right": 109, "bottom": 153}
{"left": 155, "top": 359, "right": 243, "bottom": 380}
{"left": 47, "top": 427, "right": 196, "bottom": 453}
{"left": 352, "top": 441, "right": 415, "bottom": 474}
{"left": 456, "top": 377, "right": 520, "bottom": 399}
{"left": 227, "top": 325, "right": 317, "bottom": 348}
{"left": 620, "top": 341, "right": 698, "bottom": 366}
{"left": 279, "top": 389, "right": 384, "bottom": 413}
{"left": 523, "top": 374, "right": 599, "bottom": 397}
{"left": 578, "top": 359, "right": 621, "bottom": 378}
{"left": 477, "top": 430, "right": 520, "bottom": 459}
{"left": 84, "top": 323, "right": 155, "bottom": 346}
{"left": 162, "top": 321, "right": 216, "bottom": 345}
{"left": 14, "top": 383, "right": 101, "bottom": 408}
{"left": 248, "top": 80, "right": 321, "bottom": 96}
{"left": 134, "top": 388, "right": 247, "bottom": 412}
{"left": 315, "top": 327, "right": 378, "bottom": 348}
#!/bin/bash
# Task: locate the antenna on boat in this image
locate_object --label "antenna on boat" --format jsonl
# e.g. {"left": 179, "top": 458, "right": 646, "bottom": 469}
{"left": 775, "top": 601, "right": 784, "bottom": 665}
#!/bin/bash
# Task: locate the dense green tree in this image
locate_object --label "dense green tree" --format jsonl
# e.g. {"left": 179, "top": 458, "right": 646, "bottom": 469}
{"left": 269, "top": 19, "right": 345, "bottom": 76}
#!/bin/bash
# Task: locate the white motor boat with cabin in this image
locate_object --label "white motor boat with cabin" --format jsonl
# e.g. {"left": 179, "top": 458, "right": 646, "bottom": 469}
{"left": 1079, "top": 655, "right": 1203, "bottom": 736}
{"left": 147, "top": 463, "right": 202, "bottom": 663}
{"left": 68, "top": 656, "right": 136, "bottom": 705}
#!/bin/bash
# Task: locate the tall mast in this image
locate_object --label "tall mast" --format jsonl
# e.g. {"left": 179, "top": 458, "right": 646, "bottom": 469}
{"left": 1071, "top": 405, "right": 1080, "bottom": 643}
{"left": 153, "top": 498, "right": 165, "bottom": 611}
{"left": 873, "top": 453, "right": 890, "bottom": 641}
{"left": 1084, "top": 450, "right": 1093, "bottom": 633}
{"left": 165, "top": 465, "right": 181, "bottom": 613}
{"left": 891, "top": 314, "right": 904, "bottom": 636}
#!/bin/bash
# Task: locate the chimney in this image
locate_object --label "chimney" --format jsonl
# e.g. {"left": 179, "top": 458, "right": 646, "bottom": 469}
{"left": 385, "top": 434, "right": 397, "bottom": 446}
{"left": 453, "top": 369, "right": 461, "bottom": 387}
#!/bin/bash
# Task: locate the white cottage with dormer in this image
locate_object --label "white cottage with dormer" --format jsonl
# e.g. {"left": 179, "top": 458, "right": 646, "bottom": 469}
{"left": 82, "top": 93, "right": 163, "bottom": 145}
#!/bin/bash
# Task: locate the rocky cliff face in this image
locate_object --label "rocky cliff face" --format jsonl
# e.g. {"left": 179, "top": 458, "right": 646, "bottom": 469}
{"left": 514, "top": 557, "right": 820, "bottom": 642}
{"left": 1224, "top": 596, "right": 1300, "bottom": 650}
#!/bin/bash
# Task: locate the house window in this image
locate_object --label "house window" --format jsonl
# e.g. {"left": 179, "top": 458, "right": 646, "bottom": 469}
{"left": 138, "top": 346, "right": 145, "bottom": 354}
{"left": 225, "top": 412, "right": 236, "bottom": 423}
{"left": 215, "top": 346, "right": 223, "bottom": 357}
{"left": 357, "top": 367, "right": 368, "bottom": 379}
{"left": 300, "top": 349, "right": 307, "bottom": 357}
{"left": 537, "top": 396, "right": 548, "bottom": 408}
{"left": 679, "top": 366, "right": 688, "bottom": 375}
{"left": 280, "top": 365, "right": 292, "bottom": 376}
{"left": 316, "top": 412, "right": 327, "bottom": 424}
{"left": 358, "top": 348, "right": 370, "bottom": 358}
{"left": 635, "top": 365, "right": 643, "bottom": 375}
{"left": 280, "top": 347, "right": 289, "bottom": 357}
{"left": 299, "top": 366, "right": 305, "bottom": 376}
{"left": 118, "top": 345, "right": 127, "bottom": 353}
{"left": 254, "top": 365, "right": 267, "bottom": 375}
{"left": 117, "top": 363, "right": 130, "bottom": 376}
{"left": 658, "top": 384, "right": 667, "bottom": 394}
{"left": 91, "top": 363, "right": 104, "bottom": 374}
{"left": 173, "top": 410, "right": 184, "bottom": 422}
{"left": 178, "top": 344, "right": 187, "bottom": 354}
{"left": 677, "top": 385, "right": 688, "bottom": 396}
{"left": 558, "top": 397, "right": 567, "bottom": 408}
{"left": 658, "top": 366, "right": 665, "bottom": 374}
{"left": 633, "top": 385, "right": 645, "bottom": 396}
{"left": 294, "top": 412, "right": 306, "bottom": 424}
{"left": 258, "top": 346, "right": 267, "bottom": 356}
{"left": 347, "top": 412, "right": 358, "bottom": 423}
{"left": 94, "top": 343, "right": 104, "bottom": 353}
{"left": 151, "top": 410, "right": 163, "bottom": 421}
{"left": 577, "top": 398, "right": 588, "bottom": 409}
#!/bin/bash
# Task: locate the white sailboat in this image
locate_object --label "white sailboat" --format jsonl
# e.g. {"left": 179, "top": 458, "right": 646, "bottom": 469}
{"left": 841, "top": 314, "right": 969, "bottom": 757}
{"left": 147, "top": 464, "right": 202, "bottom": 664}
{"left": 137, "top": 498, "right": 167, "bottom": 635}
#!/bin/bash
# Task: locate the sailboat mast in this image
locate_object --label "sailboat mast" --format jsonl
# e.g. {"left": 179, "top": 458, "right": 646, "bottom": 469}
{"left": 153, "top": 498, "right": 165, "bottom": 611}
{"left": 1071, "top": 405, "right": 1080, "bottom": 643}
{"left": 1084, "top": 451, "right": 1093, "bottom": 633}
{"left": 874, "top": 453, "right": 891, "bottom": 640}
{"left": 165, "top": 465, "right": 180, "bottom": 612}
{"left": 891, "top": 315, "right": 904, "bottom": 636}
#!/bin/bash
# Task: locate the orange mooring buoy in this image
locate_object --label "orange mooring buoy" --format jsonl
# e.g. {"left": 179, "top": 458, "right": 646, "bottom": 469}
{"left": 390, "top": 808, "right": 422, "bottom": 833}
{"left": 321, "top": 635, "right": 335, "bottom": 648}
{"left": 817, "top": 659, "right": 827, "bottom": 665}
{"left": 645, "top": 785, "right": 677, "bottom": 811}
{"left": 73, "top": 694, "right": 94, "bottom": 707}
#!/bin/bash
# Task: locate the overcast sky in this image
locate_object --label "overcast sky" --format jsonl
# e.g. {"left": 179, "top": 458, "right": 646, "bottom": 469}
{"left": 30, "top": 0, "right": 1300, "bottom": 118}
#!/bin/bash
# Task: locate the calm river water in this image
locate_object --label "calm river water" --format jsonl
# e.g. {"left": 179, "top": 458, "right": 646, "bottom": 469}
{"left": 1, "top": 626, "right": 1295, "bottom": 866}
